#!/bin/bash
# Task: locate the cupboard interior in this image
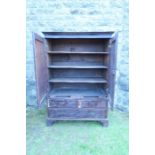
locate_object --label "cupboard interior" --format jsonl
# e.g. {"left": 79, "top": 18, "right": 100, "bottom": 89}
{"left": 46, "top": 38, "right": 110, "bottom": 98}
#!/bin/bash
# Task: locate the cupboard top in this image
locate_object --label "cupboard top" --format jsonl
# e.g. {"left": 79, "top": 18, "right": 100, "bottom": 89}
{"left": 42, "top": 32, "right": 117, "bottom": 39}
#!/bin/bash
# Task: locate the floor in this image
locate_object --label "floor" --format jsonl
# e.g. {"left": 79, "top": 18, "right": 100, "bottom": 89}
{"left": 26, "top": 107, "right": 128, "bottom": 155}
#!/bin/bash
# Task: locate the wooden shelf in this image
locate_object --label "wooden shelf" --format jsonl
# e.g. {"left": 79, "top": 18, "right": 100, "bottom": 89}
{"left": 48, "top": 65, "right": 108, "bottom": 69}
{"left": 49, "top": 77, "right": 107, "bottom": 83}
{"left": 48, "top": 62, "right": 108, "bottom": 69}
{"left": 48, "top": 51, "right": 109, "bottom": 54}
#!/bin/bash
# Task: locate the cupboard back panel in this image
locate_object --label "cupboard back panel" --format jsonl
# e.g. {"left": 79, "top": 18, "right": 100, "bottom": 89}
{"left": 47, "top": 39, "right": 109, "bottom": 52}
{"left": 48, "top": 54, "right": 108, "bottom": 66}
{"left": 49, "top": 69, "right": 107, "bottom": 78}
{"left": 50, "top": 83, "right": 107, "bottom": 90}
{"left": 50, "top": 83, "right": 106, "bottom": 90}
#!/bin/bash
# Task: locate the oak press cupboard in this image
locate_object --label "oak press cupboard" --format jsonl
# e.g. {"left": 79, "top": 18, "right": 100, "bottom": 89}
{"left": 33, "top": 32, "right": 118, "bottom": 126}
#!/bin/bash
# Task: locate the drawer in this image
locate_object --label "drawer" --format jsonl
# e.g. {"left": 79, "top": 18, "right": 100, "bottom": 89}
{"left": 47, "top": 97, "right": 107, "bottom": 108}
{"left": 48, "top": 108, "right": 107, "bottom": 119}
{"left": 79, "top": 98, "right": 107, "bottom": 108}
{"left": 48, "top": 99, "right": 77, "bottom": 108}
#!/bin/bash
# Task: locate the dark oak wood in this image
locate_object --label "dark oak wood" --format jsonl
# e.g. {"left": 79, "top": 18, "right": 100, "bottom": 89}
{"left": 100, "top": 120, "right": 109, "bottom": 127}
{"left": 43, "top": 32, "right": 115, "bottom": 39}
{"left": 46, "top": 119, "right": 56, "bottom": 126}
{"left": 48, "top": 97, "right": 107, "bottom": 108}
{"left": 47, "top": 108, "right": 107, "bottom": 119}
{"left": 48, "top": 77, "right": 107, "bottom": 83}
{"left": 108, "top": 34, "right": 118, "bottom": 110}
{"left": 48, "top": 88, "right": 107, "bottom": 98}
{"left": 48, "top": 39, "right": 109, "bottom": 52}
{"left": 48, "top": 52, "right": 108, "bottom": 66}
{"left": 33, "top": 33, "right": 48, "bottom": 106}
{"left": 33, "top": 32, "right": 117, "bottom": 126}
{"left": 48, "top": 64, "right": 108, "bottom": 69}
{"left": 46, "top": 118, "right": 109, "bottom": 126}
{"left": 49, "top": 69, "right": 107, "bottom": 79}
{"left": 48, "top": 51, "right": 109, "bottom": 54}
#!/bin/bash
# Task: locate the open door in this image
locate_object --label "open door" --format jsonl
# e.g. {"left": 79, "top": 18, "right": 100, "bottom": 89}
{"left": 33, "top": 33, "right": 48, "bottom": 107}
{"left": 108, "top": 33, "right": 118, "bottom": 110}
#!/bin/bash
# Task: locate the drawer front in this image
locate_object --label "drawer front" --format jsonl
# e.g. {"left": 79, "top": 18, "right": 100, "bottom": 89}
{"left": 79, "top": 99, "right": 107, "bottom": 108}
{"left": 48, "top": 108, "right": 107, "bottom": 119}
{"left": 48, "top": 99, "right": 77, "bottom": 108}
{"left": 48, "top": 98, "right": 107, "bottom": 108}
